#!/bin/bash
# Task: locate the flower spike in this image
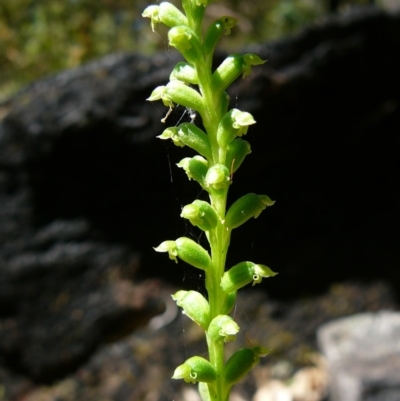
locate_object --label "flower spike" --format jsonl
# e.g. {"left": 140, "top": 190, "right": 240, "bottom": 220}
{"left": 143, "top": 1, "right": 273, "bottom": 399}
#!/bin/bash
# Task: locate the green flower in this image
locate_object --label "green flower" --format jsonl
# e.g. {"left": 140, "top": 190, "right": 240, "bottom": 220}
{"left": 147, "top": 85, "right": 173, "bottom": 108}
{"left": 181, "top": 200, "right": 218, "bottom": 231}
{"left": 153, "top": 240, "right": 178, "bottom": 263}
{"left": 208, "top": 315, "right": 240, "bottom": 342}
{"left": 231, "top": 109, "right": 256, "bottom": 132}
{"left": 205, "top": 164, "right": 230, "bottom": 190}
{"left": 142, "top": 5, "right": 159, "bottom": 32}
{"left": 158, "top": 127, "right": 185, "bottom": 147}
{"left": 173, "top": 356, "right": 216, "bottom": 384}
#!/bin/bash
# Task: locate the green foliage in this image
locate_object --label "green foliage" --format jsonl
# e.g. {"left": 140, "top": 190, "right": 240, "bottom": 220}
{"left": 0, "top": 0, "right": 150, "bottom": 99}
{"left": 0, "top": 0, "right": 384, "bottom": 99}
{"left": 0, "top": 0, "right": 383, "bottom": 100}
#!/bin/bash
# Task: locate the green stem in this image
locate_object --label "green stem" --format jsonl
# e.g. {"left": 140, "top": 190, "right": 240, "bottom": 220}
{"left": 196, "top": 48, "right": 232, "bottom": 398}
{"left": 206, "top": 221, "right": 228, "bottom": 400}
{"left": 207, "top": 333, "right": 226, "bottom": 401}
{"left": 195, "top": 59, "right": 221, "bottom": 163}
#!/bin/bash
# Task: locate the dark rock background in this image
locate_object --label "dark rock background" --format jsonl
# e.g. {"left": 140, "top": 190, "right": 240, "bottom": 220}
{"left": 0, "top": 6, "right": 399, "bottom": 400}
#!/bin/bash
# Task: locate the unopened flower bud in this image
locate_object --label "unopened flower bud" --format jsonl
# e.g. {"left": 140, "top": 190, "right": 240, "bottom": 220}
{"left": 181, "top": 200, "right": 218, "bottom": 231}
{"left": 224, "top": 347, "right": 269, "bottom": 385}
{"left": 172, "top": 290, "right": 210, "bottom": 329}
{"left": 225, "top": 193, "right": 275, "bottom": 230}
{"left": 177, "top": 155, "right": 208, "bottom": 187}
{"left": 173, "top": 356, "right": 216, "bottom": 384}
{"left": 168, "top": 26, "right": 203, "bottom": 65}
{"left": 226, "top": 139, "right": 252, "bottom": 174}
{"left": 177, "top": 123, "right": 212, "bottom": 160}
{"left": 205, "top": 164, "right": 230, "bottom": 191}
{"left": 221, "top": 261, "right": 277, "bottom": 293}
{"left": 170, "top": 62, "right": 199, "bottom": 85}
{"left": 175, "top": 237, "right": 212, "bottom": 270}
{"left": 208, "top": 315, "right": 240, "bottom": 343}
{"left": 217, "top": 109, "right": 256, "bottom": 147}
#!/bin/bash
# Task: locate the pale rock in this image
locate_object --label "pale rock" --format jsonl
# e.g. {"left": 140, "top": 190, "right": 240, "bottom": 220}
{"left": 317, "top": 311, "right": 400, "bottom": 401}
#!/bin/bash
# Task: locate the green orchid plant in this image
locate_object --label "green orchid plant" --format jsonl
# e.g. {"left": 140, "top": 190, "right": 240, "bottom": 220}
{"left": 143, "top": 1, "right": 277, "bottom": 400}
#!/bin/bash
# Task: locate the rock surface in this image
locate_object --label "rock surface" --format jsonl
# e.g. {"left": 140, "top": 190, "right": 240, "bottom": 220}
{"left": 0, "top": 218, "right": 164, "bottom": 382}
{"left": 2, "top": 281, "right": 397, "bottom": 401}
{"left": 318, "top": 311, "right": 400, "bottom": 401}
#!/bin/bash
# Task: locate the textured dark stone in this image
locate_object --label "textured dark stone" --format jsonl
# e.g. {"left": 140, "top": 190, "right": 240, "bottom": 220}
{"left": 0, "top": 217, "right": 164, "bottom": 382}
{"left": 1, "top": 281, "right": 396, "bottom": 401}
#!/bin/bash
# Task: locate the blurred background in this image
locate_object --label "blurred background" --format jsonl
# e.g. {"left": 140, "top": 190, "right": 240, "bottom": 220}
{"left": 1, "top": 0, "right": 397, "bottom": 102}
{"left": 1, "top": 1, "right": 400, "bottom": 400}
